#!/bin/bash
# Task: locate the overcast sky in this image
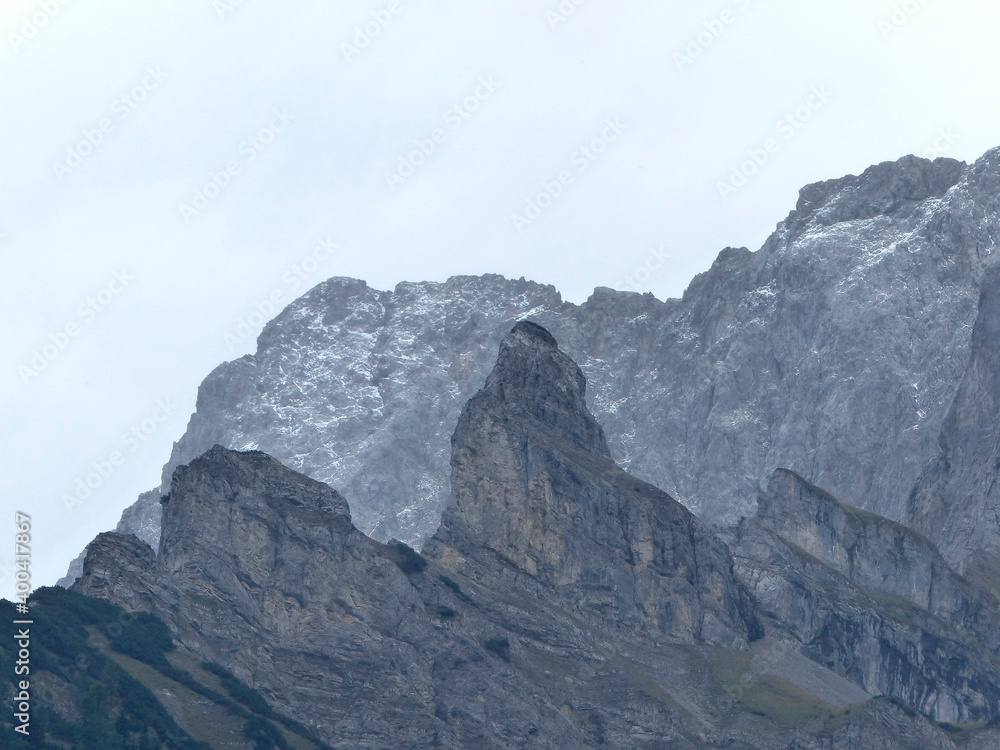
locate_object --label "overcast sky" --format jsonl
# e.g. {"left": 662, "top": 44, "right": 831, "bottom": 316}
{"left": 3, "top": 0, "right": 1000, "bottom": 590}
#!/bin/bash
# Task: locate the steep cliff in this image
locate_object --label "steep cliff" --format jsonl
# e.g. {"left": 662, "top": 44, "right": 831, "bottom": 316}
{"left": 908, "top": 267, "right": 1000, "bottom": 594}
{"left": 425, "top": 321, "right": 761, "bottom": 647}
{"left": 92, "top": 150, "right": 1000, "bottom": 577}
{"left": 68, "top": 324, "right": 989, "bottom": 748}
{"left": 735, "top": 469, "right": 1000, "bottom": 722}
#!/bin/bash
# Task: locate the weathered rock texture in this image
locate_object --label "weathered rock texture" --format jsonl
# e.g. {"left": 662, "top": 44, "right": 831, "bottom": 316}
{"left": 736, "top": 469, "right": 1000, "bottom": 722}
{"left": 760, "top": 469, "right": 1000, "bottom": 638}
{"left": 908, "top": 267, "right": 1000, "bottom": 593}
{"left": 73, "top": 325, "right": 987, "bottom": 748}
{"left": 94, "top": 150, "right": 1000, "bottom": 585}
{"left": 425, "top": 321, "right": 761, "bottom": 648}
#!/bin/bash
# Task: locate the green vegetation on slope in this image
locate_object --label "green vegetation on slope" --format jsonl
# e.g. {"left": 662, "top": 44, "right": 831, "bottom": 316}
{"left": 711, "top": 648, "right": 839, "bottom": 728}
{"left": 0, "top": 588, "right": 330, "bottom": 750}
{"left": 0, "top": 587, "right": 208, "bottom": 749}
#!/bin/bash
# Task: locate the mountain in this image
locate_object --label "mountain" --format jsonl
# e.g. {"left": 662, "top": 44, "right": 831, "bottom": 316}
{"left": 70, "top": 149, "right": 1000, "bottom": 595}
{"left": 69, "top": 324, "right": 766, "bottom": 747}
{"left": 55, "top": 322, "right": 998, "bottom": 748}
{"left": 37, "top": 144, "right": 1000, "bottom": 746}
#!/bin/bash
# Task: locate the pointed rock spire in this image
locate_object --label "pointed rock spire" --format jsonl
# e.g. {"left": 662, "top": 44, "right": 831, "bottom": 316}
{"left": 429, "top": 322, "right": 761, "bottom": 647}
{"left": 469, "top": 320, "right": 609, "bottom": 457}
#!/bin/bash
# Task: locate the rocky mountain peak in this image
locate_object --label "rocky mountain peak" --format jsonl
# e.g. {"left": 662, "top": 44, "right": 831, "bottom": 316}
{"left": 502, "top": 318, "right": 559, "bottom": 348}
{"left": 430, "top": 322, "right": 761, "bottom": 647}
{"left": 475, "top": 319, "right": 609, "bottom": 457}
{"left": 77, "top": 145, "right": 1000, "bottom": 601}
{"left": 47, "top": 143, "right": 1000, "bottom": 746}
{"left": 783, "top": 154, "right": 966, "bottom": 238}
{"left": 158, "top": 445, "right": 354, "bottom": 577}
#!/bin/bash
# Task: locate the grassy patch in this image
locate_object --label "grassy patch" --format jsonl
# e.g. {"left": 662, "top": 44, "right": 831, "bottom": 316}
{"left": 107, "top": 649, "right": 246, "bottom": 748}
{"left": 0, "top": 588, "right": 209, "bottom": 750}
{"left": 199, "top": 661, "right": 332, "bottom": 750}
{"left": 0, "top": 587, "right": 330, "bottom": 750}
{"left": 711, "top": 648, "right": 837, "bottom": 727}
{"left": 742, "top": 675, "right": 837, "bottom": 726}
{"left": 202, "top": 661, "right": 274, "bottom": 716}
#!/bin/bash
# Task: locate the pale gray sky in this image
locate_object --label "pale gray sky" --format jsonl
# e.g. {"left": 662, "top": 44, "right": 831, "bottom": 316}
{"left": 3, "top": 0, "right": 999, "bottom": 589}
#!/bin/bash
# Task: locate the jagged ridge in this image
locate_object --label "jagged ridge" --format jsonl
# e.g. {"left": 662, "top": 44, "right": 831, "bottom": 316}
{"left": 90, "top": 149, "right": 1000, "bottom": 587}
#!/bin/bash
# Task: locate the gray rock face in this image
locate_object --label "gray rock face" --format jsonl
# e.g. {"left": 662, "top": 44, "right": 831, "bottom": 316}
{"left": 54, "top": 549, "right": 86, "bottom": 588}
{"left": 116, "top": 489, "right": 164, "bottom": 550}
{"left": 157, "top": 275, "right": 572, "bottom": 545}
{"left": 104, "top": 149, "right": 1000, "bottom": 571}
{"left": 759, "top": 469, "right": 1000, "bottom": 639}
{"left": 735, "top": 469, "right": 1000, "bottom": 722}
{"left": 58, "top": 488, "right": 167, "bottom": 589}
{"left": 908, "top": 268, "right": 1000, "bottom": 593}
{"left": 74, "top": 328, "right": 988, "bottom": 747}
{"left": 59, "top": 144, "right": 1000, "bottom": 743}
{"left": 425, "top": 321, "right": 761, "bottom": 647}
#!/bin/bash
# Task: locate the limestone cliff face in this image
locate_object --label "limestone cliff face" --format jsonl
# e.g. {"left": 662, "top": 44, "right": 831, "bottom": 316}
{"left": 908, "top": 268, "right": 1000, "bottom": 593}
{"left": 91, "top": 149, "right": 1000, "bottom": 573}
{"left": 760, "top": 469, "right": 1000, "bottom": 638}
{"left": 79, "top": 447, "right": 571, "bottom": 748}
{"left": 426, "top": 321, "right": 761, "bottom": 647}
{"left": 73, "top": 329, "right": 768, "bottom": 747}
{"left": 52, "top": 145, "right": 1000, "bottom": 744}
{"left": 736, "top": 469, "right": 1000, "bottom": 722}
{"left": 75, "top": 324, "right": 981, "bottom": 748}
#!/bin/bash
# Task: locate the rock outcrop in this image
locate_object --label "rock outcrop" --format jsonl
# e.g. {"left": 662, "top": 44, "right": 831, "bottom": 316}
{"left": 47, "top": 144, "right": 1000, "bottom": 746}
{"left": 426, "top": 321, "right": 761, "bottom": 647}
{"left": 73, "top": 326, "right": 766, "bottom": 746}
{"left": 82, "top": 447, "right": 572, "bottom": 747}
{"left": 735, "top": 469, "right": 1000, "bottom": 722}
{"left": 908, "top": 267, "right": 1000, "bottom": 594}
